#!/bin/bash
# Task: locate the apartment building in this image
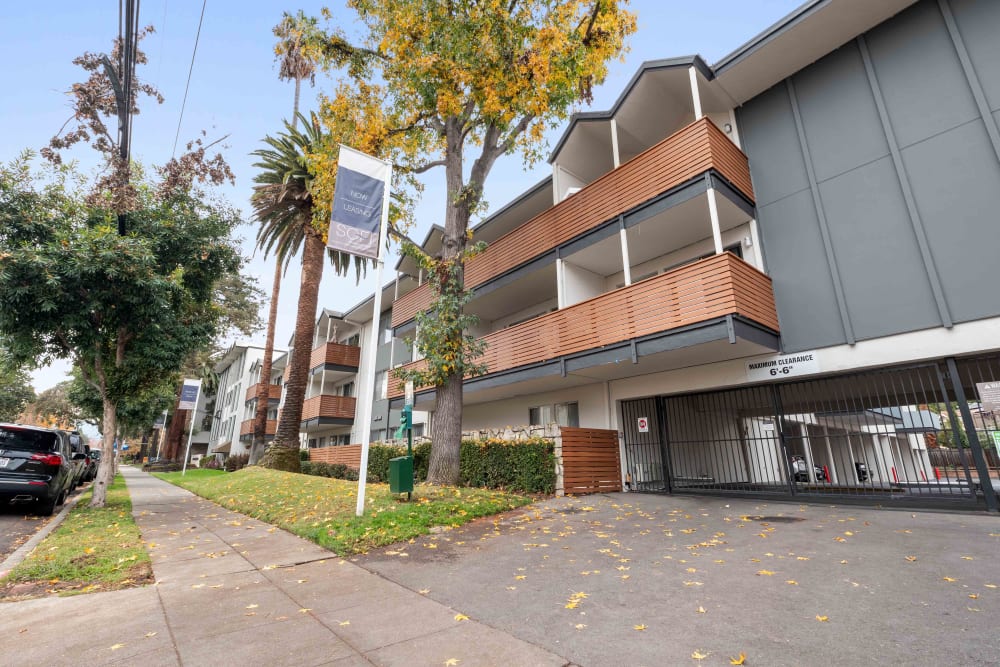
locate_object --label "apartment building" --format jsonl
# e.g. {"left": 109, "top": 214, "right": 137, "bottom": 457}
{"left": 383, "top": 0, "right": 1000, "bottom": 509}
{"left": 209, "top": 344, "right": 285, "bottom": 457}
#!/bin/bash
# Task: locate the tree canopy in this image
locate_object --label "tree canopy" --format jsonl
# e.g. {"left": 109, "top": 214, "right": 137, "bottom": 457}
{"left": 301, "top": 0, "right": 636, "bottom": 483}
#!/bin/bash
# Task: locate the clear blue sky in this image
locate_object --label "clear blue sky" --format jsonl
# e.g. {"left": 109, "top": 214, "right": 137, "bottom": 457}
{"left": 0, "top": 0, "right": 803, "bottom": 392}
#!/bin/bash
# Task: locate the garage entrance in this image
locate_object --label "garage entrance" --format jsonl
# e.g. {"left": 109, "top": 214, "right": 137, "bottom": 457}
{"left": 621, "top": 355, "right": 1000, "bottom": 510}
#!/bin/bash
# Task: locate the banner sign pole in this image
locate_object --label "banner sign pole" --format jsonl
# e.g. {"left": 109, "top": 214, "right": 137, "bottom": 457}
{"left": 326, "top": 145, "right": 393, "bottom": 517}
{"left": 180, "top": 379, "right": 202, "bottom": 476}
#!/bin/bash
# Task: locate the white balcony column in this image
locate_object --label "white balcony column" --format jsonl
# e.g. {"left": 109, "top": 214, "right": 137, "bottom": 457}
{"left": 319, "top": 367, "right": 326, "bottom": 398}
{"left": 706, "top": 187, "right": 724, "bottom": 255}
{"left": 556, "top": 257, "right": 566, "bottom": 308}
{"left": 689, "top": 66, "right": 704, "bottom": 119}
{"left": 418, "top": 268, "right": 424, "bottom": 286}
{"left": 610, "top": 118, "right": 621, "bottom": 169}
{"left": 619, "top": 219, "right": 632, "bottom": 287}
{"left": 749, "top": 218, "right": 765, "bottom": 271}
{"left": 326, "top": 316, "right": 333, "bottom": 343}
{"left": 552, "top": 162, "right": 562, "bottom": 205}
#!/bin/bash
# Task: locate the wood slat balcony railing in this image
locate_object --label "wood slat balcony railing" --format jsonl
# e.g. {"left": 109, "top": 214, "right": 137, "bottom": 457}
{"left": 309, "top": 341, "right": 361, "bottom": 372}
{"left": 391, "top": 118, "right": 754, "bottom": 327}
{"left": 244, "top": 382, "right": 282, "bottom": 403}
{"left": 240, "top": 419, "right": 276, "bottom": 437}
{"left": 389, "top": 253, "right": 778, "bottom": 399}
{"left": 301, "top": 395, "right": 357, "bottom": 422}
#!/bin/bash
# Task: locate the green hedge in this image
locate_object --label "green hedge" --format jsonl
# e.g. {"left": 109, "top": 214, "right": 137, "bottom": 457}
{"left": 359, "top": 437, "right": 555, "bottom": 493}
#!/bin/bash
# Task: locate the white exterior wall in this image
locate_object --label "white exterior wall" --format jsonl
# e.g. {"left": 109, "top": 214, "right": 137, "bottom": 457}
{"left": 490, "top": 298, "right": 557, "bottom": 331}
{"left": 562, "top": 261, "right": 606, "bottom": 307}
{"left": 606, "top": 317, "right": 1000, "bottom": 423}
{"left": 462, "top": 382, "right": 609, "bottom": 431}
{"left": 210, "top": 346, "right": 266, "bottom": 455}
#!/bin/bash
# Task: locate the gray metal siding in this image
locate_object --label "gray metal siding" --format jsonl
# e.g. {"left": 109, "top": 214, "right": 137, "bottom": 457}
{"left": 739, "top": 0, "right": 1000, "bottom": 353}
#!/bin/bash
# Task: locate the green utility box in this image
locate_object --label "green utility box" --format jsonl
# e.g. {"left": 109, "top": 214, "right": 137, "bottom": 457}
{"left": 389, "top": 455, "right": 414, "bottom": 494}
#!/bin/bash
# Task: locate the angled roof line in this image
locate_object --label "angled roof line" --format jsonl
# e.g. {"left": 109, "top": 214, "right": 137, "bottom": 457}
{"left": 548, "top": 56, "right": 711, "bottom": 163}
{"left": 472, "top": 176, "right": 552, "bottom": 233}
{"left": 712, "top": 0, "right": 827, "bottom": 75}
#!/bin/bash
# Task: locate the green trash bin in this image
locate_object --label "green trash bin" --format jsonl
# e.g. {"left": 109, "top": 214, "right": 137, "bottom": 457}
{"left": 389, "top": 455, "right": 414, "bottom": 494}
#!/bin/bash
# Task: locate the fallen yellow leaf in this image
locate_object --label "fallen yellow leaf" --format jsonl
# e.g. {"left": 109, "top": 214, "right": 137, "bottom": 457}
{"left": 245, "top": 604, "right": 258, "bottom": 609}
{"left": 110, "top": 644, "right": 125, "bottom": 651}
{"left": 691, "top": 649, "right": 710, "bottom": 660}
{"left": 756, "top": 570, "right": 775, "bottom": 576}
{"left": 968, "top": 594, "right": 979, "bottom": 599}
{"left": 696, "top": 606, "right": 706, "bottom": 614}
{"left": 454, "top": 613, "right": 469, "bottom": 622}
{"left": 786, "top": 580, "right": 798, "bottom": 585}
{"left": 904, "top": 556, "right": 917, "bottom": 562}
{"left": 144, "top": 632, "right": 157, "bottom": 638}
{"left": 634, "top": 624, "right": 647, "bottom": 631}
{"left": 961, "top": 556, "right": 974, "bottom": 560}
{"left": 816, "top": 615, "right": 829, "bottom": 622}
{"left": 419, "top": 588, "right": 430, "bottom": 595}
{"left": 943, "top": 577, "right": 956, "bottom": 583}
{"left": 444, "top": 659, "right": 459, "bottom": 666}
{"left": 730, "top": 652, "right": 747, "bottom": 665}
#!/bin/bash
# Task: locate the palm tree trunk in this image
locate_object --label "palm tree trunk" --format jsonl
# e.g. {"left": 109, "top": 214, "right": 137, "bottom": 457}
{"left": 249, "top": 261, "right": 282, "bottom": 465}
{"left": 260, "top": 226, "right": 325, "bottom": 472}
{"left": 292, "top": 77, "right": 301, "bottom": 129}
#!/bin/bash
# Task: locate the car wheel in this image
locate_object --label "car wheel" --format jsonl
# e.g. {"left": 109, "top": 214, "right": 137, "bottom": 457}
{"left": 37, "top": 495, "right": 58, "bottom": 516}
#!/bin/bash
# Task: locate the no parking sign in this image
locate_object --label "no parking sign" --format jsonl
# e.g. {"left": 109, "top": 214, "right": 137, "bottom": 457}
{"left": 637, "top": 417, "right": 649, "bottom": 433}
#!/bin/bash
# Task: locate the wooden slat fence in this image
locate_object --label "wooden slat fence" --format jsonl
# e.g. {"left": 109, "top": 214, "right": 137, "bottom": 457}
{"left": 309, "top": 444, "right": 362, "bottom": 468}
{"left": 560, "top": 427, "right": 622, "bottom": 495}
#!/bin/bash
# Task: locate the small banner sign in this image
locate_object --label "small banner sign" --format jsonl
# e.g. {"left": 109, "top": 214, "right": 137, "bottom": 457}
{"left": 328, "top": 145, "right": 390, "bottom": 260}
{"left": 177, "top": 379, "right": 202, "bottom": 410}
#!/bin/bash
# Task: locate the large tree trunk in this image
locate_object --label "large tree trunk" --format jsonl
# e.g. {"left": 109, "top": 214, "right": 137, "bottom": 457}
{"left": 260, "top": 226, "right": 325, "bottom": 472}
{"left": 426, "top": 127, "right": 471, "bottom": 485}
{"left": 250, "top": 261, "right": 282, "bottom": 465}
{"left": 90, "top": 396, "right": 117, "bottom": 507}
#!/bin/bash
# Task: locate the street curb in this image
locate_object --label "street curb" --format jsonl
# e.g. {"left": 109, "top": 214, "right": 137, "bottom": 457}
{"left": 0, "top": 489, "right": 85, "bottom": 579}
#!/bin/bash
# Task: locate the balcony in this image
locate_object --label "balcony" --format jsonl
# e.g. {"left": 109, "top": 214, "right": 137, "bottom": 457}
{"left": 301, "top": 395, "right": 357, "bottom": 426}
{"left": 389, "top": 253, "right": 779, "bottom": 401}
{"left": 244, "top": 382, "right": 282, "bottom": 403}
{"left": 392, "top": 117, "right": 754, "bottom": 328}
{"left": 239, "top": 419, "right": 276, "bottom": 438}
{"left": 309, "top": 341, "right": 361, "bottom": 373}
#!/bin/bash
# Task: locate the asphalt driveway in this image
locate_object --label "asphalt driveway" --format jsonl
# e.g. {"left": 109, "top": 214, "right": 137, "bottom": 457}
{"left": 356, "top": 493, "right": 1000, "bottom": 666}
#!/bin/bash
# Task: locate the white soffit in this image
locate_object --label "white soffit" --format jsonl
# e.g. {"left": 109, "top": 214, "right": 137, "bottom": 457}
{"left": 712, "top": 0, "right": 917, "bottom": 105}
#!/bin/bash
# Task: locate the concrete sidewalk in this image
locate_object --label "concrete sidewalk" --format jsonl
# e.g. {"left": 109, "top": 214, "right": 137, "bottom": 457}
{"left": 0, "top": 467, "right": 568, "bottom": 667}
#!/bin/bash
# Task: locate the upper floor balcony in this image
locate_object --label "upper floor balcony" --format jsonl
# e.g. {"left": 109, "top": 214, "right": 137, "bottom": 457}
{"left": 301, "top": 394, "right": 357, "bottom": 428}
{"left": 239, "top": 419, "right": 276, "bottom": 439}
{"left": 244, "top": 382, "right": 282, "bottom": 404}
{"left": 389, "top": 252, "right": 779, "bottom": 404}
{"left": 392, "top": 117, "right": 754, "bottom": 328}
{"left": 309, "top": 341, "right": 361, "bottom": 373}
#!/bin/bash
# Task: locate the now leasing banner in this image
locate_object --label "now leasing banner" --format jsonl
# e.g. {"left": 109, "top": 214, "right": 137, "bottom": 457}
{"left": 328, "top": 145, "right": 390, "bottom": 260}
{"left": 177, "top": 379, "right": 202, "bottom": 410}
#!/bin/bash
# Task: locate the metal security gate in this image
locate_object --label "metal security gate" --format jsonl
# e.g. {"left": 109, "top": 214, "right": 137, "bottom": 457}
{"left": 621, "top": 355, "right": 1000, "bottom": 510}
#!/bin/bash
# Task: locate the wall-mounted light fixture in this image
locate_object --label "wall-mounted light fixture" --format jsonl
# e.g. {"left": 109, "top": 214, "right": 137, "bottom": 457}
{"left": 723, "top": 123, "right": 733, "bottom": 134}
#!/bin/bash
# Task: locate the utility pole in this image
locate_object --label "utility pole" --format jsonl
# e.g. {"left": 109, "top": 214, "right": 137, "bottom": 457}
{"left": 112, "top": 0, "right": 140, "bottom": 235}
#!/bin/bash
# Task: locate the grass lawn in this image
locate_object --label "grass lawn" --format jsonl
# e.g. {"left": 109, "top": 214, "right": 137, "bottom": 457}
{"left": 155, "top": 466, "right": 535, "bottom": 555}
{"left": 0, "top": 475, "right": 152, "bottom": 599}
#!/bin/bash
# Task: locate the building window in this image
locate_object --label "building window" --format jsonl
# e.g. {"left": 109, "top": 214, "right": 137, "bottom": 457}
{"left": 341, "top": 381, "right": 354, "bottom": 397}
{"left": 529, "top": 402, "right": 579, "bottom": 427}
{"left": 374, "top": 371, "right": 387, "bottom": 400}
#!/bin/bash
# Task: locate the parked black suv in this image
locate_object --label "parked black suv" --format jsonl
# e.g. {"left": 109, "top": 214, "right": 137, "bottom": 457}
{"left": 0, "top": 423, "right": 75, "bottom": 515}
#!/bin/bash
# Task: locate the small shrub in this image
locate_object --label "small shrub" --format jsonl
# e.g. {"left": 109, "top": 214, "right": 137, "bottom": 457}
{"left": 200, "top": 457, "right": 221, "bottom": 470}
{"left": 299, "top": 448, "right": 310, "bottom": 461}
{"left": 225, "top": 453, "right": 250, "bottom": 472}
{"left": 300, "top": 461, "right": 314, "bottom": 475}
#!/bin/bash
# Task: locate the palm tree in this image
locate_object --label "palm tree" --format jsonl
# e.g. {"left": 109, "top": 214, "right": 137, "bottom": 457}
{"left": 251, "top": 114, "right": 362, "bottom": 471}
{"left": 250, "top": 11, "right": 319, "bottom": 465}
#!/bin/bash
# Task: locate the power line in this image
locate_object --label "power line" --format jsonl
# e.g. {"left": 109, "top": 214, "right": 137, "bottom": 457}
{"left": 172, "top": 0, "right": 208, "bottom": 158}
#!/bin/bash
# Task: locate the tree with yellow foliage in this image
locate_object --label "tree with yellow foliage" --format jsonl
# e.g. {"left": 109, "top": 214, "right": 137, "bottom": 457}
{"left": 305, "top": 0, "right": 636, "bottom": 484}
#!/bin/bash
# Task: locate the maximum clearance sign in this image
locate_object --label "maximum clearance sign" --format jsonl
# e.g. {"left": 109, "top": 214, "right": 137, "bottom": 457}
{"left": 746, "top": 351, "right": 820, "bottom": 382}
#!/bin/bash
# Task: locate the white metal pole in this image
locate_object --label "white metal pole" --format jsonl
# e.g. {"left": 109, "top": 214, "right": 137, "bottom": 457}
{"left": 181, "top": 381, "right": 202, "bottom": 476}
{"left": 356, "top": 161, "right": 394, "bottom": 516}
